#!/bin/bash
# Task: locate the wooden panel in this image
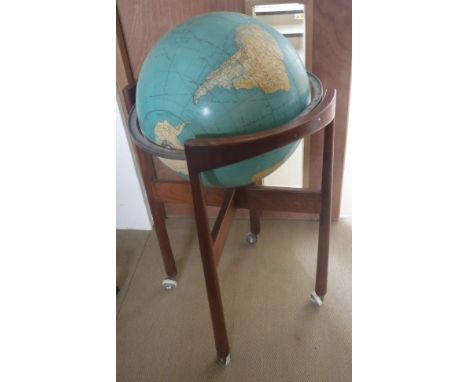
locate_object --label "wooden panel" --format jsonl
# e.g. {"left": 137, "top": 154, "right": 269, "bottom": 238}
{"left": 310, "top": 0, "right": 352, "bottom": 219}
{"left": 151, "top": 180, "right": 322, "bottom": 214}
{"left": 152, "top": 180, "right": 225, "bottom": 206}
{"left": 116, "top": 14, "right": 134, "bottom": 102}
{"left": 236, "top": 186, "right": 321, "bottom": 214}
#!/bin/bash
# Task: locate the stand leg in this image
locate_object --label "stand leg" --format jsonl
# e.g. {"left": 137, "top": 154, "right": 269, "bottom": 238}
{"left": 246, "top": 209, "right": 260, "bottom": 245}
{"left": 136, "top": 148, "right": 178, "bottom": 284}
{"left": 249, "top": 209, "right": 261, "bottom": 235}
{"left": 121, "top": 84, "right": 177, "bottom": 286}
{"left": 152, "top": 201, "right": 178, "bottom": 288}
{"left": 189, "top": 170, "right": 230, "bottom": 364}
{"left": 312, "top": 121, "right": 334, "bottom": 305}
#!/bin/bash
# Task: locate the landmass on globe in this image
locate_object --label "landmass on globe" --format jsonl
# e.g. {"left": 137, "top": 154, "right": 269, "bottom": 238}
{"left": 154, "top": 120, "right": 188, "bottom": 150}
{"left": 193, "top": 24, "right": 290, "bottom": 104}
{"left": 154, "top": 120, "right": 189, "bottom": 175}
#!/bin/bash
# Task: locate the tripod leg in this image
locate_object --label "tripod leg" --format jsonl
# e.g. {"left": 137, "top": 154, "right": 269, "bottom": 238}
{"left": 151, "top": 201, "right": 178, "bottom": 289}
{"left": 135, "top": 148, "right": 178, "bottom": 287}
{"left": 189, "top": 170, "right": 231, "bottom": 365}
{"left": 246, "top": 209, "right": 260, "bottom": 245}
{"left": 312, "top": 121, "right": 334, "bottom": 306}
{"left": 120, "top": 85, "right": 177, "bottom": 287}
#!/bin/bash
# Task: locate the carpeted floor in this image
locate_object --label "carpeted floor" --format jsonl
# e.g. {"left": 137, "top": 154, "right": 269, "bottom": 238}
{"left": 117, "top": 218, "right": 351, "bottom": 382}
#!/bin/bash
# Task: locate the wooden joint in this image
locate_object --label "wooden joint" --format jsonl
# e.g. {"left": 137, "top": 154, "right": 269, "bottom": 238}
{"left": 150, "top": 179, "right": 322, "bottom": 214}
{"left": 212, "top": 189, "right": 237, "bottom": 266}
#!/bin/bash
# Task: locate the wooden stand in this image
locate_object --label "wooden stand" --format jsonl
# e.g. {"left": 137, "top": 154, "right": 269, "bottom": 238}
{"left": 122, "top": 82, "right": 336, "bottom": 365}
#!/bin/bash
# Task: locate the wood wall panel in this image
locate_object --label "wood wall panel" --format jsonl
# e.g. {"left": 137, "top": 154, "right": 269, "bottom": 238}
{"left": 310, "top": 0, "right": 352, "bottom": 219}
{"left": 117, "top": 13, "right": 154, "bottom": 220}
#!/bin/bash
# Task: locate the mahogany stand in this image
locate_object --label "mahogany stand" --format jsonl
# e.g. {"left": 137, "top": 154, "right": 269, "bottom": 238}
{"left": 122, "top": 81, "right": 336, "bottom": 365}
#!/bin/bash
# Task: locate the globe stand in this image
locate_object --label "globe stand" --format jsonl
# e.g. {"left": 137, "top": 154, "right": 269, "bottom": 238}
{"left": 122, "top": 75, "right": 336, "bottom": 365}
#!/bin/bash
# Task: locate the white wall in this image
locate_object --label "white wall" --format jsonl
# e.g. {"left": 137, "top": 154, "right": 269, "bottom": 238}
{"left": 340, "top": 84, "right": 353, "bottom": 218}
{"left": 340, "top": 127, "right": 352, "bottom": 217}
{"left": 263, "top": 140, "right": 303, "bottom": 188}
{"left": 116, "top": 100, "right": 152, "bottom": 230}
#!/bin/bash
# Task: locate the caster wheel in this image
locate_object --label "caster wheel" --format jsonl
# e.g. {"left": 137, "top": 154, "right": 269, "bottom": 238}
{"left": 216, "top": 353, "right": 231, "bottom": 366}
{"left": 246, "top": 232, "right": 257, "bottom": 245}
{"left": 162, "top": 278, "right": 177, "bottom": 291}
{"left": 310, "top": 291, "right": 323, "bottom": 306}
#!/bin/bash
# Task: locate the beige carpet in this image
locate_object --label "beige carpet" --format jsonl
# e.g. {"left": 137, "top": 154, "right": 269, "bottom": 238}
{"left": 117, "top": 218, "right": 351, "bottom": 382}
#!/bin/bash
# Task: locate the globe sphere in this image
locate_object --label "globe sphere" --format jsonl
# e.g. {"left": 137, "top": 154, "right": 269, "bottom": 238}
{"left": 136, "top": 12, "right": 310, "bottom": 187}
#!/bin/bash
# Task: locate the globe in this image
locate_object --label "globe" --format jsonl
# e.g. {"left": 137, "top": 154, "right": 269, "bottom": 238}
{"left": 136, "top": 12, "right": 310, "bottom": 188}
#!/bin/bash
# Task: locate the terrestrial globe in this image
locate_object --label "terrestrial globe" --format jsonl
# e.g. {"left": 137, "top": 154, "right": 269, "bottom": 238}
{"left": 136, "top": 12, "right": 313, "bottom": 188}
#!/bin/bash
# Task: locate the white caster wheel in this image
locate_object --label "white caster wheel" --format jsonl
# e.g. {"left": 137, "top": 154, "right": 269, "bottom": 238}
{"left": 162, "top": 278, "right": 177, "bottom": 291}
{"left": 216, "top": 353, "right": 231, "bottom": 366}
{"left": 310, "top": 291, "right": 323, "bottom": 306}
{"left": 246, "top": 232, "right": 257, "bottom": 245}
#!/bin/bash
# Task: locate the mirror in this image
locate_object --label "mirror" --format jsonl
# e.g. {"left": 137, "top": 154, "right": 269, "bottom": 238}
{"left": 250, "top": 3, "right": 307, "bottom": 188}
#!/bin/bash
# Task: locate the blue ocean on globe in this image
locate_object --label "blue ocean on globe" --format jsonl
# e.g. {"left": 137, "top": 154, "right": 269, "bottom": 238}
{"left": 136, "top": 12, "right": 310, "bottom": 187}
